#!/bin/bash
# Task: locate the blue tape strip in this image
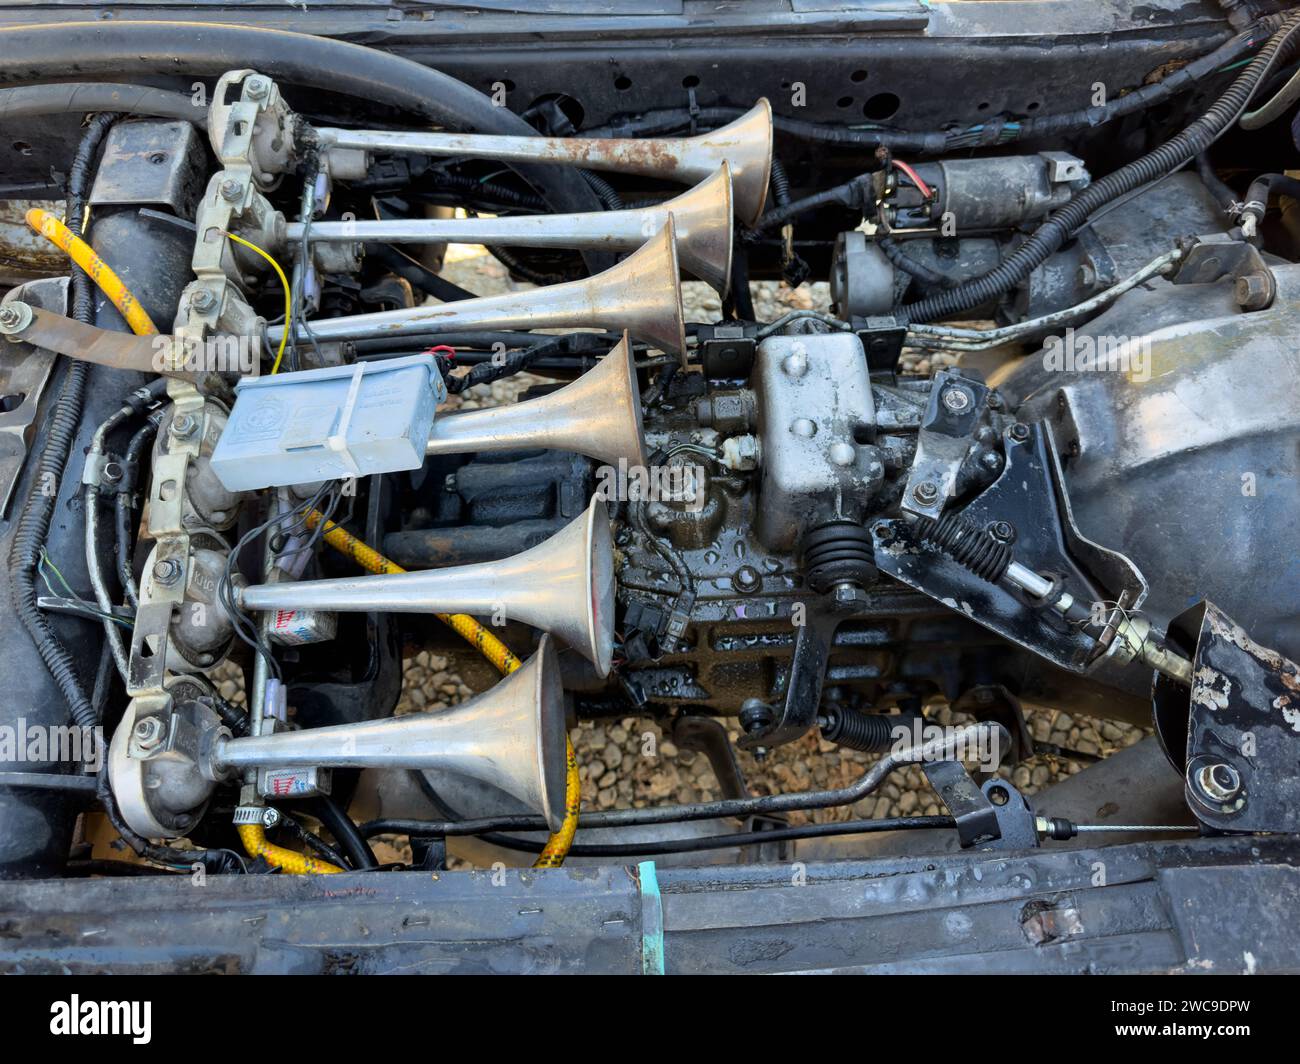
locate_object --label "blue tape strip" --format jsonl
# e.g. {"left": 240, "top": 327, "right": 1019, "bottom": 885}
{"left": 637, "top": 860, "right": 665, "bottom": 975}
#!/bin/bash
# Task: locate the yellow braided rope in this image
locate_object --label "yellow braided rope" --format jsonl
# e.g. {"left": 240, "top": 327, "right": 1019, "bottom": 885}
{"left": 26, "top": 207, "right": 158, "bottom": 336}
{"left": 237, "top": 823, "right": 341, "bottom": 875}
{"left": 303, "top": 509, "right": 581, "bottom": 867}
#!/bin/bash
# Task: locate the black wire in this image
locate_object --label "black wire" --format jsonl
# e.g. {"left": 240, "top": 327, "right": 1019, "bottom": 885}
{"left": 7, "top": 111, "right": 120, "bottom": 730}
{"left": 94, "top": 766, "right": 248, "bottom": 875}
{"left": 277, "top": 812, "right": 350, "bottom": 869}
{"left": 877, "top": 234, "right": 951, "bottom": 290}
{"left": 467, "top": 815, "right": 956, "bottom": 857}
{"left": 441, "top": 332, "right": 611, "bottom": 394}
{"left": 115, "top": 406, "right": 165, "bottom": 608}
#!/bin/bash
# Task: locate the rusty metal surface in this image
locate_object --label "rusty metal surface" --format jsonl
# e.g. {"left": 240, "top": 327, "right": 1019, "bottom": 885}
{"left": 1154, "top": 600, "right": 1300, "bottom": 834}
{"left": 0, "top": 200, "right": 65, "bottom": 286}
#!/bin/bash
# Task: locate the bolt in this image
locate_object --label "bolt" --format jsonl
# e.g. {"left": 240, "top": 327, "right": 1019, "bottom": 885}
{"left": 148, "top": 151, "right": 167, "bottom": 165}
{"left": 443, "top": 473, "right": 458, "bottom": 493}
{"left": 912, "top": 480, "right": 939, "bottom": 505}
{"left": 781, "top": 350, "right": 808, "bottom": 377}
{"left": 989, "top": 520, "right": 1015, "bottom": 543}
{"left": 245, "top": 76, "right": 270, "bottom": 100}
{"left": 733, "top": 565, "right": 761, "bottom": 593}
{"left": 152, "top": 558, "right": 183, "bottom": 586}
{"left": 1195, "top": 762, "right": 1242, "bottom": 803}
{"left": 261, "top": 807, "right": 281, "bottom": 828}
{"left": 190, "top": 288, "right": 217, "bottom": 312}
{"left": 790, "top": 417, "right": 817, "bottom": 438}
{"left": 133, "top": 717, "right": 164, "bottom": 750}
{"left": 739, "top": 698, "right": 775, "bottom": 736}
{"left": 219, "top": 178, "right": 245, "bottom": 203}
{"left": 828, "top": 442, "right": 856, "bottom": 467}
{"left": 171, "top": 412, "right": 199, "bottom": 439}
{"left": 102, "top": 461, "right": 124, "bottom": 485}
{"left": 1008, "top": 422, "right": 1031, "bottom": 443}
{"left": 833, "top": 581, "right": 868, "bottom": 606}
{"left": 1234, "top": 271, "right": 1272, "bottom": 311}
{"left": 941, "top": 386, "right": 972, "bottom": 414}
{"left": 0, "top": 301, "right": 32, "bottom": 334}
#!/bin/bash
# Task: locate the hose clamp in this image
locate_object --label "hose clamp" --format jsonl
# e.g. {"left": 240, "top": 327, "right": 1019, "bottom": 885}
{"left": 233, "top": 805, "right": 279, "bottom": 828}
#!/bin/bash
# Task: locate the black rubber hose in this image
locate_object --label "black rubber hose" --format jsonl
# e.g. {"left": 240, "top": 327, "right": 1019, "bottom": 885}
{"left": 311, "top": 795, "right": 378, "bottom": 870}
{"left": 6, "top": 112, "right": 118, "bottom": 731}
{"left": 1241, "top": 171, "right": 1300, "bottom": 223}
{"left": 0, "top": 82, "right": 202, "bottom": 124}
{"left": 748, "top": 172, "right": 875, "bottom": 235}
{"left": 0, "top": 21, "right": 607, "bottom": 246}
{"left": 1195, "top": 151, "right": 1239, "bottom": 212}
{"left": 898, "top": 11, "right": 1300, "bottom": 324}
{"left": 363, "top": 243, "right": 479, "bottom": 303}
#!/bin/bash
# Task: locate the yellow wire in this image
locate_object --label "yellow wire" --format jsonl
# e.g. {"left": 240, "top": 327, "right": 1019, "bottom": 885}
{"left": 302, "top": 508, "right": 582, "bottom": 868}
{"left": 221, "top": 230, "right": 291, "bottom": 375}
{"left": 25, "top": 207, "right": 158, "bottom": 337}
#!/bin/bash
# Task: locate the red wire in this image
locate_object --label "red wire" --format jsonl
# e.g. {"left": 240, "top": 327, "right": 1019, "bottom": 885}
{"left": 891, "top": 158, "right": 933, "bottom": 200}
{"left": 424, "top": 344, "right": 457, "bottom": 361}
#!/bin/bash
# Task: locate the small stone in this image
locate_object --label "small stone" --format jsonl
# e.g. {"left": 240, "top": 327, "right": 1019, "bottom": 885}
{"left": 852, "top": 797, "right": 876, "bottom": 818}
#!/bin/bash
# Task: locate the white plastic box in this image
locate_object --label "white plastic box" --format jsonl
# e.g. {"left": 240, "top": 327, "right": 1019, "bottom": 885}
{"left": 211, "top": 355, "right": 445, "bottom": 491}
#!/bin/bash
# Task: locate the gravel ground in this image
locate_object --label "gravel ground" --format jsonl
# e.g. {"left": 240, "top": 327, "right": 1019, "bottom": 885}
{"left": 214, "top": 245, "right": 1147, "bottom": 862}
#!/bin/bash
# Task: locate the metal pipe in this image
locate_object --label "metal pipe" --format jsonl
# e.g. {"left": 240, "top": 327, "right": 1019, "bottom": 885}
{"left": 315, "top": 101, "right": 773, "bottom": 225}
{"left": 287, "top": 167, "right": 734, "bottom": 292}
{"left": 266, "top": 220, "right": 688, "bottom": 362}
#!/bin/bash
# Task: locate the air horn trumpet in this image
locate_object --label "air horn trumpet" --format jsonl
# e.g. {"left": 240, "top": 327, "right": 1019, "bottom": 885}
{"left": 290, "top": 166, "right": 734, "bottom": 294}
{"left": 237, "top": 497, "right": 616, "bottom": 676}
{"left": 425, "top": 332, "right": 646, "bottom": 468}
{"left": 316, "top": 100, "right": 773, "bottom": 225}
{"left": 268, "top": 220, "right": 687, "bottom": 364}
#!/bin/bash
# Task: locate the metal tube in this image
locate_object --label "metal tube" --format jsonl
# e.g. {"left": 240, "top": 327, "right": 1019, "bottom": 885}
{"left": 283, "top": 165, "right": 732, "bottom": 293}
{"left": 266, "top": 220, "right": 687, "bottom": 361}
{"left": 315, "top": 101, "right": 773, "bottom": 225}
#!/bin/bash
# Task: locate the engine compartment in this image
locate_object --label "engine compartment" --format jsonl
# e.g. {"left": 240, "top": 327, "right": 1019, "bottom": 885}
{"left": 0, "top": 0, "right": 1298, "bottom": 973}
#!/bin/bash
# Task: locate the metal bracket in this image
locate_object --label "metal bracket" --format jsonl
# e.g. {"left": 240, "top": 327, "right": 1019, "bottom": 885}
{"left": 900, "top": 368, "right": 990, "bottom": 520}
{"left": 924, "top": 760, "right": 1038, "bottom": 850}
{"left": 736, "top": 605, "right": 839, "bottom": 750}
{"left": 1153, "top": 600, "right": 1300, "bottom": 834}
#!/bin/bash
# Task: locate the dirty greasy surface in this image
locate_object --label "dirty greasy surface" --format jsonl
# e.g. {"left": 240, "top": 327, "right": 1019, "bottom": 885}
{"left": 213, "top": 246, "right": 1148, "bottom": 865}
